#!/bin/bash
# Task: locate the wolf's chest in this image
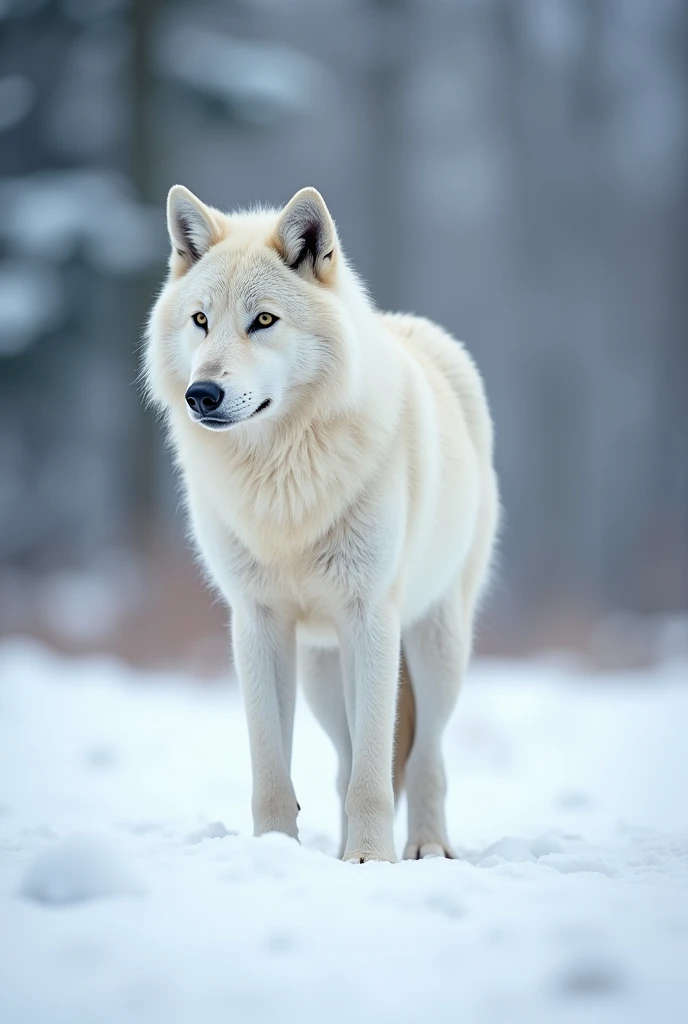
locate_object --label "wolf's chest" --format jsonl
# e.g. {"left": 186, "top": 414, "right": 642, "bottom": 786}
{"left": 189, "top": 477, "right": 400, "bottom": 619}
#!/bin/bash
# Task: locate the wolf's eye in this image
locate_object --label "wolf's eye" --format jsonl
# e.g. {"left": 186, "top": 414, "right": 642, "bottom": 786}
{"left": 251, "top": 312, "right": 278, "bottom": 331}
{"left": 192, "top": 312, "right": 208, "bottom": 330}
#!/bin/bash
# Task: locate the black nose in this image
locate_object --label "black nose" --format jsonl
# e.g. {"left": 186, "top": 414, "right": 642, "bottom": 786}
{"left": 185, "top": 381, "right": 224, "bottom": 414}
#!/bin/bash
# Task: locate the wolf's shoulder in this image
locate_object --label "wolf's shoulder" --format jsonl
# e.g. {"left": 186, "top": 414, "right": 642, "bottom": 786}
{"left": 375, "top": 310, "right": 476, "bottom": 379}
{"left": 375, "top": 310, "right": 471, "bottom": 361}
{"left": 376, "top": 311, "right": 492, "bottom": 455}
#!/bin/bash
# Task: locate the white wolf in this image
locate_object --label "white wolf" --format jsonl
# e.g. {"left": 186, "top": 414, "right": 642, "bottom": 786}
{"left": 145, "top": 185, "right": 499, "bottom": 862}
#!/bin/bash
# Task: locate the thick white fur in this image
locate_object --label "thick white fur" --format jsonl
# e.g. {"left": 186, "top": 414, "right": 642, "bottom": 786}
{"left": 145, "top": 186, "right": 499, "bottom": 862}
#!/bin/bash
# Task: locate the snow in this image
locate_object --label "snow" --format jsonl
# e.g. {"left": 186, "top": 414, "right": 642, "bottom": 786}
{"left": 0, "top": 172, "right": 162, "bottom": 273}
{"left": 0, "top": 640, "right": 686, "bottom": 1024}
{"left": 157, "top": 26, "right": 331, "bottom": 127}
{"left": 0, "top": 74, "right": 35, "bottom": 133}
{"left": 20, "top": 834, "right": 143, "bottom": 905}
{"left": 0, "top": 262, "right": 63, "bottom": 355}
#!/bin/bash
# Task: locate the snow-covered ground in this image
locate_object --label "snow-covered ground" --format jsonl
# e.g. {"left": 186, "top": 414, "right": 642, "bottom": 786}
{"left": 1, "top": 640, "right": 686, "bottom": 1024}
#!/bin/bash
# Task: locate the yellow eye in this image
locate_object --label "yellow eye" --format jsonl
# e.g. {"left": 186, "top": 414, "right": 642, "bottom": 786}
{"left": 257, "top": 312, "right": 275, "bottom": 327}
{"left": 192, "top": 312, "right": 207, "bottom": 328}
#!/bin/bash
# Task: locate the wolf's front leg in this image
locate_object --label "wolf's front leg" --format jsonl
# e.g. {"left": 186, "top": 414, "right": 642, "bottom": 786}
{"left": 232, "top": 604, "right": 299, "bottom": 839}
{"left": 340, "top": 601, "right": 400, "bottom": 863}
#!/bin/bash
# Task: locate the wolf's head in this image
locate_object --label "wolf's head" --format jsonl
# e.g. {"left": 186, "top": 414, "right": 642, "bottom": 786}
{"left": 145, "top": 186, "right": 368, "bottom": 434}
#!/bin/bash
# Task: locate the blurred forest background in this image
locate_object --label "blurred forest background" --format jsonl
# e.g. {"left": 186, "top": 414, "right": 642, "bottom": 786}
{"left": 0, "top": 0, "right": 686, "bottom": 674}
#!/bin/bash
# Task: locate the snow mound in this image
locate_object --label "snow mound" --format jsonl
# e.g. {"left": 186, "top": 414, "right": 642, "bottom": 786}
{"left": 184, "top": 820, "right": 236, "bottom": 844}
{"left": 20, "top": 834, "right": 143, "bottom": 905}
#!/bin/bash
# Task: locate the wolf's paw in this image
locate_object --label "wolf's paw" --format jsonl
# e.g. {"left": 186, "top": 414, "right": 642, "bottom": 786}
{"left": 343, "top": 848, "right": 397, "bottom": 865}
{"left": 404, "top": 840, "right": 456, "bottom": 860}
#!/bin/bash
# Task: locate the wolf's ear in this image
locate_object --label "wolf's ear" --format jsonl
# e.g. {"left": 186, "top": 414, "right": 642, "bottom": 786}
{"left": 274, "top": 188, "right": 337, "bottom": 283}
{"left": 167, "top": 185, "right": 220, "bottom": 271}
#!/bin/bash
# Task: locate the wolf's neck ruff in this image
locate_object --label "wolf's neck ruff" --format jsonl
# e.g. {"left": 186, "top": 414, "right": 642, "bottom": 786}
{"left": 171, "top": 345, "right": 403, "bottom": 558}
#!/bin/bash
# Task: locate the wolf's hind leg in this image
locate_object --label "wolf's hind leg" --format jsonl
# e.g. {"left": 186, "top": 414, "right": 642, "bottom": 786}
{"left": 401, "top": 586, "right": 465, "bottom": 859}
{"left": 299, "top": 645, "right": 351, "bottom": 858}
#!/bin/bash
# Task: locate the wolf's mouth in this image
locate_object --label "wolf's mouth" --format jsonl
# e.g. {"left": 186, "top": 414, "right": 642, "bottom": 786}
{"left": 252, "top": 399, "right": 272, "bottom": 416}
{"left": 196, "top": 399, "right": 272, "bottom": 429}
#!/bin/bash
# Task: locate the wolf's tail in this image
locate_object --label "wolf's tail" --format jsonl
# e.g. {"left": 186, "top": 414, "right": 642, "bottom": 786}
{"left": 393, "top": 651, "right": 415, "bottom": 801}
